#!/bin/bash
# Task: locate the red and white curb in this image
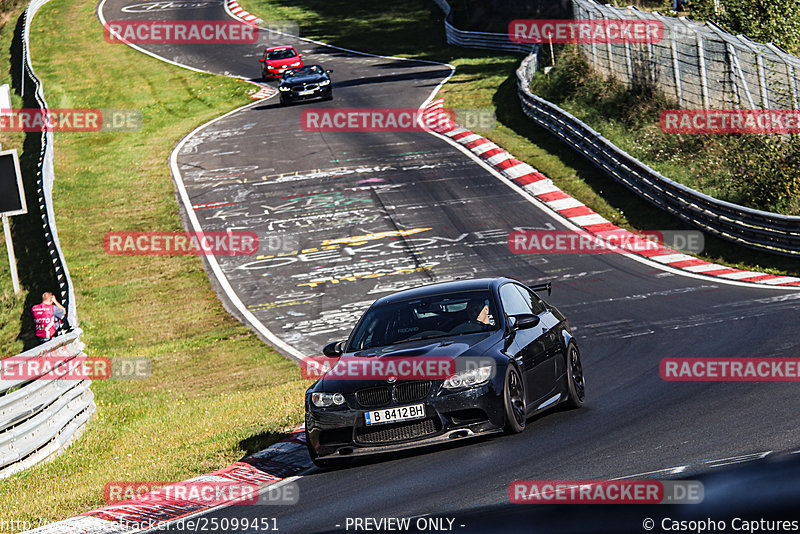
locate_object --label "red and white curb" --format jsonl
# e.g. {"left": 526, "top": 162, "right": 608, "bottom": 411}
{"left": 421, "top": 99, "right": 800, "bottom": 288}
{"left": 248, "top": 82, "right": 277, "bottom": 99}
{"left": 226, "top": 0, "right": 262, "bottom": 25}
{"left": 26, "top": 428, "right": 310, "bottom": 534}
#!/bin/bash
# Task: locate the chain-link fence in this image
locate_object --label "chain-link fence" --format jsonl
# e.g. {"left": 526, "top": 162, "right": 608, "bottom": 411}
{"left": 573, "top": 0, "right": 800, "bottom": 110}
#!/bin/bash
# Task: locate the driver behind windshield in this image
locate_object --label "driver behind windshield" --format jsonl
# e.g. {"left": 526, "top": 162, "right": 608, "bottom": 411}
{"left": 466, "top": 299, "right": 491, "bottom": 325}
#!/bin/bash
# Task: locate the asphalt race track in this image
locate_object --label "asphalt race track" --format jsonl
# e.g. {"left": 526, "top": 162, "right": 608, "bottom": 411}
{"left": 99, "top": 1, "right": 800, "bottom": 531}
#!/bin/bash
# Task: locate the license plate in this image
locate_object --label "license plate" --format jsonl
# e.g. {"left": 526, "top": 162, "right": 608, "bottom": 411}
{"left": 364, "top": 404, "right": 425, "bottom": 425}
{"left": 298, "top": 90, "right": 315, "bottom": 95}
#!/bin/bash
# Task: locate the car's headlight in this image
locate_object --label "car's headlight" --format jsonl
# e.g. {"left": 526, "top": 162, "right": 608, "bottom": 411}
{"left": 443, "top": 366, "right": 493, "bottom": 390}
{"left": 311, "top": 392, "right": 346, "bottom": 407}
{"left": 289, "top": 61, "right": 301, "bottom": 67}
{"left": 319, "top": 79, "right": 331, "bottom": 86}
{"left": 279, "top": 86, "right": 291, "bottom": 91}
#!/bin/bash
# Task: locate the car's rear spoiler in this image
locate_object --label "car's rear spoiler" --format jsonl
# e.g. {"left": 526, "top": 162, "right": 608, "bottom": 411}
{"left": 530, "top": 281, "right": 552, "bottom": 296}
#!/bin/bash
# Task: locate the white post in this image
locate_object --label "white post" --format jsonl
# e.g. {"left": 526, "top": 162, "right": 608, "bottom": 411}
{"left": 697, "top": 32, "right": 710, "bottom": 108}
{"left": 671, "top": 30, "right": 684, "bottom": 106}
{"left": 2, "top": 214, "right": 20, "bottom": 295}
{"left": 21, "top": 40, "right": 25, "bottom": 99}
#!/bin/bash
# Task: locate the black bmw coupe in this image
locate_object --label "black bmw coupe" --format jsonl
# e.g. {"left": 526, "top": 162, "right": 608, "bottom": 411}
{"left": 304, "top": 277, "right": 585, "bottom": 468}
{"left": 278, "top": 64, "right": 333, "bottom": 105}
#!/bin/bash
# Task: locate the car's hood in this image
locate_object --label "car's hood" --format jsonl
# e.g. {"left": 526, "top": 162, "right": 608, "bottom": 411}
{"left": 315, "top": 332, "right": 502, "bottom": 391}
{"left": 281, "top": 74, "right": 327, "bottom": 86}
{"left": 265, "top": 57, "right": 300, "bottom": 68}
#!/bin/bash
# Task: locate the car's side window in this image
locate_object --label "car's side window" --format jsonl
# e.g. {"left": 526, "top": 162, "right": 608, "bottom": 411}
{"left": 519, "top": 286, "right": 547, "bottom": 315}
{"left": 499, "top": 284, "right": 534, "bottom": 318}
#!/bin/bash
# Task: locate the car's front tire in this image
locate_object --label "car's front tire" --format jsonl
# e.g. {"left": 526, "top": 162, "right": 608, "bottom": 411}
{"left": 563, "top": 342, "right": 585, "bottom": 408}
{"left": 279, "top": 94, "right": 289, "bottom": 106}
{"left": 503, "top": 364, "right": 526, "bottom": 433}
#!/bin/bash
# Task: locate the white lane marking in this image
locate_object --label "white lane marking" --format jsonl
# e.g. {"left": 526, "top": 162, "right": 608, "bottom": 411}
{"left": 170, "top": 102, "right": 308, "bottom": 360}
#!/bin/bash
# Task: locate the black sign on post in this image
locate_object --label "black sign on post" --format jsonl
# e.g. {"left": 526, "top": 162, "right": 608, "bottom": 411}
{"left": 0, "top": 149, "right": 26, "bottom": 216}
{"left": 0, "top": 148, "right": 25, "bottom": 295}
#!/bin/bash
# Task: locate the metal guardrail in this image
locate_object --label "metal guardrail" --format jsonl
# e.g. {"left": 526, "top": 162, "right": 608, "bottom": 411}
{"left": 0, "top": 330, "right": 95, "bottom": 479}
{"left": 22, "top": 0, "right": 78, "bottom": 327}
{"left": 0, "top": 0, "right": 94, "bottom": 479}
{"left": 432, "top": 0, "right": 539, "bottom": 54}
{"left": 516, "top": 53, "right": 800, "bottom": 256}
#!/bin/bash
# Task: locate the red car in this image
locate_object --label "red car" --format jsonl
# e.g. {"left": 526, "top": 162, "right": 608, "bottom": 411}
{"left": 259, "top": 46, "right": 304, "bottom": 80}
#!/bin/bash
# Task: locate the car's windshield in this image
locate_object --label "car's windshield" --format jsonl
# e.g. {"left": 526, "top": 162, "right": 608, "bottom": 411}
{"left": 266, "top": 48, "right": 297, "bottom": 60}
{"left": 348, "top": 290, "right": 498, "bottom": 351}
{"left": 283, "top": 65, "right": 323, "bottom": 78}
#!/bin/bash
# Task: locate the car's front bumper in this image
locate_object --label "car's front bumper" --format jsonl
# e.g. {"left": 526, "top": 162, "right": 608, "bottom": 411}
{"left": 262, "top": 66, "right": 296, "bottom": 78}
{"left": 305, "top": 381, "right": 506, "bottom": 460}
{"left": 281, "top": 85, "right": 332, "bottom": 101}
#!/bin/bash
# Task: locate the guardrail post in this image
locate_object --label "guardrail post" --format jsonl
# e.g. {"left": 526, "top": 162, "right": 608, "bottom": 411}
{"left": 671, "top": 29, "right": 684, "bottom": 106}
{"left": 696, "top": 32, "right": 711, "bottom": 108}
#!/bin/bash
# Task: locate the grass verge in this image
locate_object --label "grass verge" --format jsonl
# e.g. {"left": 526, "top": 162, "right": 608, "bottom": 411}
{"left": 238, "top": 0, "right": 800, "bottom": 277}
{"left": 2, "top": 0, "right": 797, "bottom": 526}
{"left": 0, "top": 0, "right": 310, "bottom": 527}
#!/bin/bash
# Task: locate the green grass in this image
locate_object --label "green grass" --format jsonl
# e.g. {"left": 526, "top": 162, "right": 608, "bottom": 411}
{"left": 0, "top": 0, "right": 311, "bottom": 527}
{"left": 1, "top": 0, "right": 798, "bottom": 526}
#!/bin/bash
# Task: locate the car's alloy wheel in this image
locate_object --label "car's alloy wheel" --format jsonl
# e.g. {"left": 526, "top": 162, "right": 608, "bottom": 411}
{"left": 503, "top": 365, "right": 526, "bottom": 433}
{"left": 564, "top": 342, "right": 585, "bottom": 408}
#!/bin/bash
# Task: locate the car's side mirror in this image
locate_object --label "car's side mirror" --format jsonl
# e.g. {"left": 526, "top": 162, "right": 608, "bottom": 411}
{"left": 322, "top": 340, "right": 345, "bottom": 357}
{"left": 299, "top": 53, "right": 305, "bottom": 56}
{"left": 326, "top": 69, "right": 333, "bottom": 73}
{"left": 259, "top": 58, "right": 265, "bottom": 62}
{"left": 509, "top": 314, "right": 540, "bottom": 331}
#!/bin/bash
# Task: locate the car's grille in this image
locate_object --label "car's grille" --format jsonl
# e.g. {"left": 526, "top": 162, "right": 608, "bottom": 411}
{"left": 355, "top": 418, "right": 438, "bottom": 444}
{"left": 395, "top": 381, "right": 431, "bottom": 403}
{"left": 291, "top": 84, "right": 319, "bottom": 93}
{"left": 356, "top": 386, "right": 391, "bottom": 408}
